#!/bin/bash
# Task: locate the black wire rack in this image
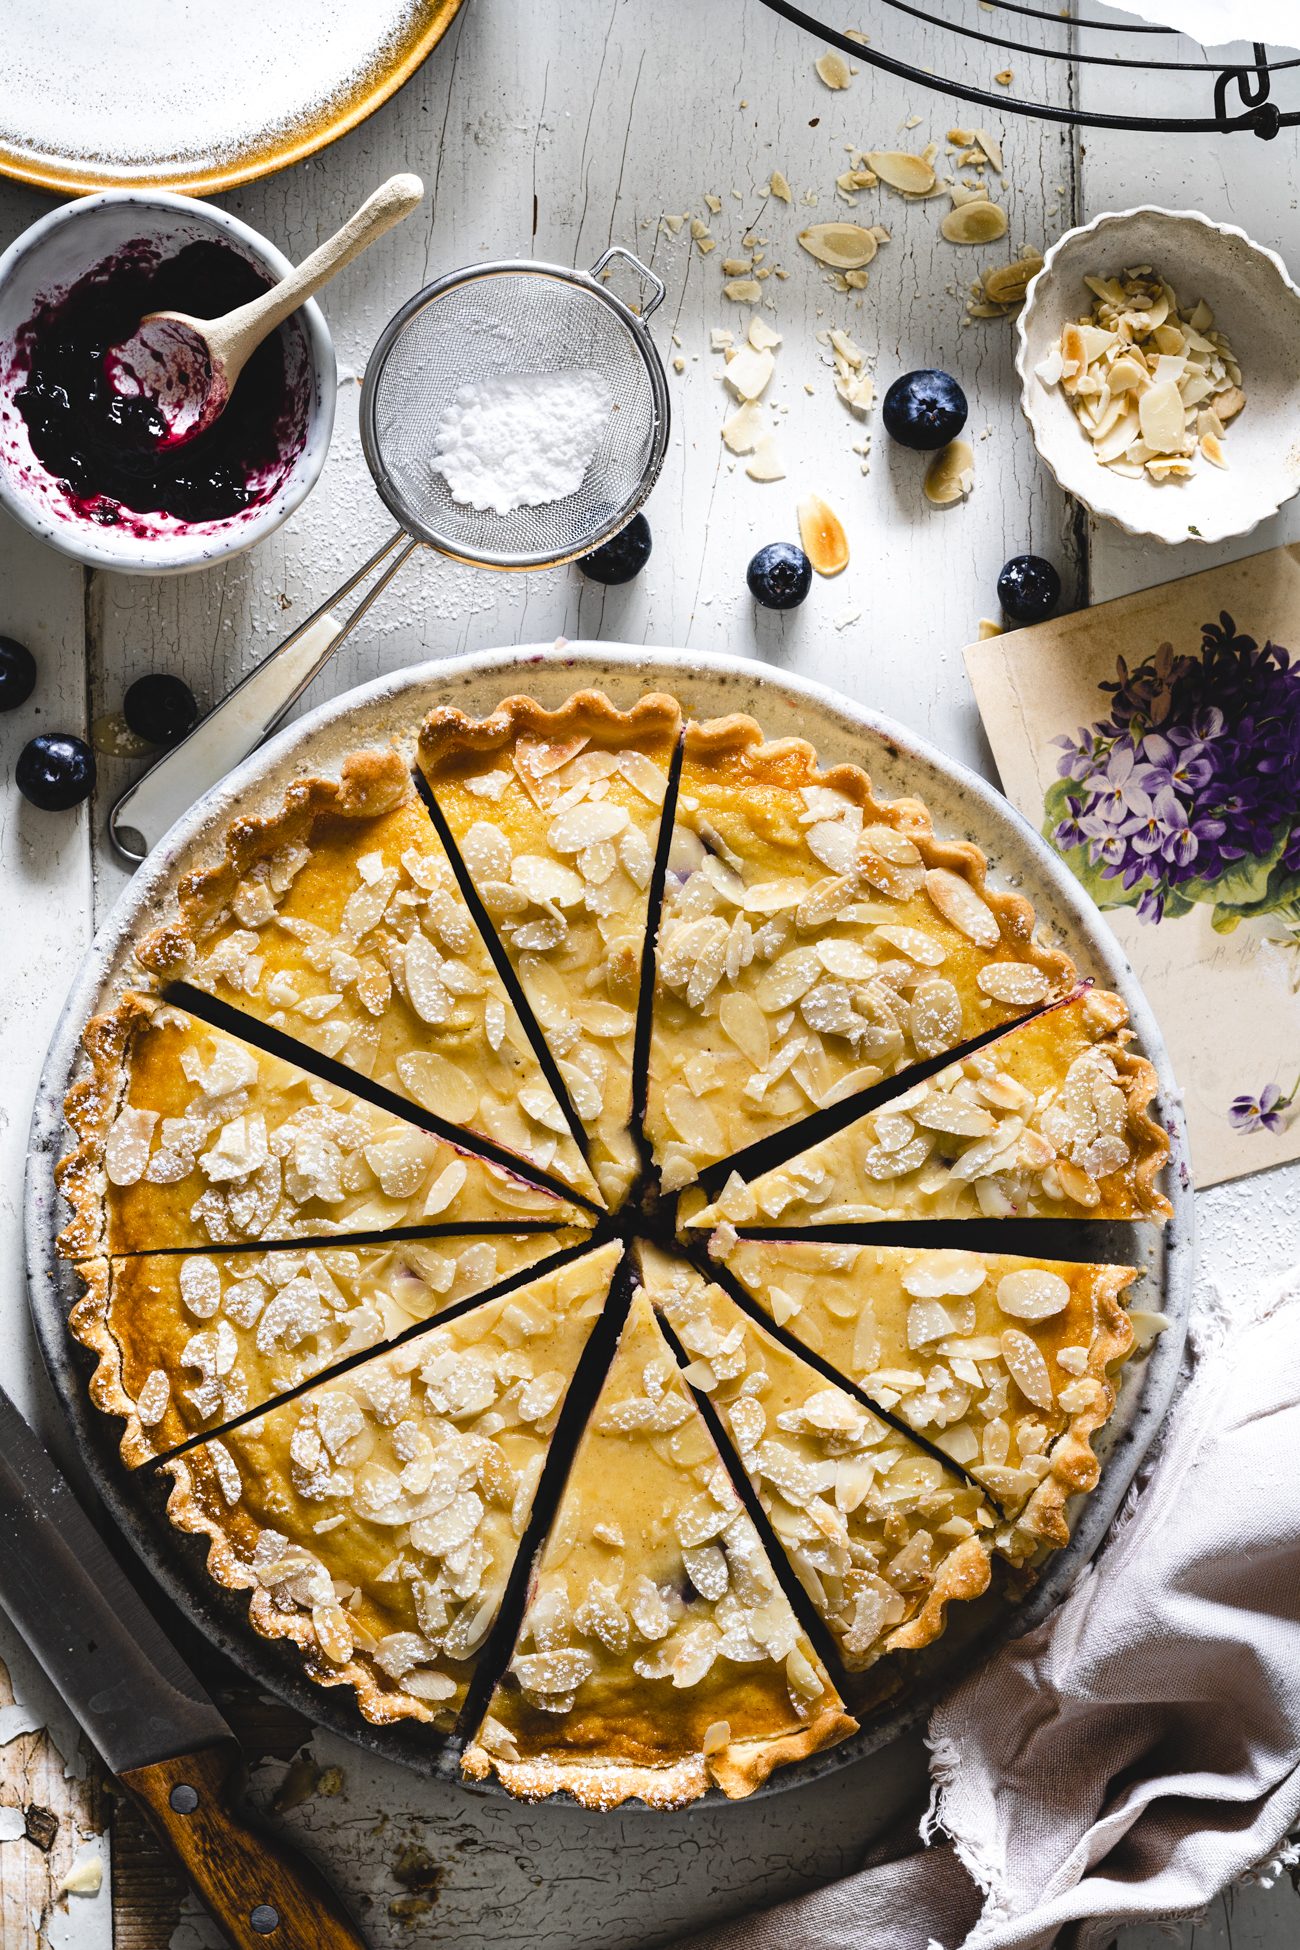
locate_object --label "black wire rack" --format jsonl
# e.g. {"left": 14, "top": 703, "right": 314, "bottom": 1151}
{"left": 756, "top": 0, "right": 1299, "bottom": 136}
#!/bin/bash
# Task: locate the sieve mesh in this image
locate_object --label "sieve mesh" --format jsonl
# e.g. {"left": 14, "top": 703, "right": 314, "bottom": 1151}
{"left": 360, "top": 262, "right": 667, "bottom": 570}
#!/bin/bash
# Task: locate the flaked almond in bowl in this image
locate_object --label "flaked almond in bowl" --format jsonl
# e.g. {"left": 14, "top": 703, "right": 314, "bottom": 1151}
{"left": 1016, "top": 207, "right": 1300, "bottom": 546}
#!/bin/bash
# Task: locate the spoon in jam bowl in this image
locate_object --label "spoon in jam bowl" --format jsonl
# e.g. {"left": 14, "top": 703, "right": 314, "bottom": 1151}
{"left": 107, "top": 173, "right": 424, "bottom": 447}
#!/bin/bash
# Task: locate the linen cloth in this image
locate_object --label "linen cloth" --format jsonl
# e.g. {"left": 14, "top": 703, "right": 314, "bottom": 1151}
{"left": 679, "top": 1274, "right": 1300, "bottom": 1950}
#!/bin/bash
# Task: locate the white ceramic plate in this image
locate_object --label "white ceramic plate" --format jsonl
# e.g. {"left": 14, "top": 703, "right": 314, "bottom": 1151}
{"left": 0, "top": 0, "right": 462, "bottom": 197}
{"left": 25, "top": 643, "right": 1193, "bottom": 1793}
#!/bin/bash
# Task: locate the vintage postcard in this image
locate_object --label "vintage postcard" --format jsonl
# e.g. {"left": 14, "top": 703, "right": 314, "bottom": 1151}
{"left": 965, "top": 544, "right": 1300, "bottom": 1189}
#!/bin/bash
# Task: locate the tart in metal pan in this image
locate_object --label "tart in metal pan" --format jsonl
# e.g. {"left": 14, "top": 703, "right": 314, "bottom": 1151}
{"left": 25, "top": 643, "right": 1192, "bottom": 1800}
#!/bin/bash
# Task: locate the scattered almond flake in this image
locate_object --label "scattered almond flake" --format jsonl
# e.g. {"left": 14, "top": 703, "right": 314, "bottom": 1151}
{"left": 92, "top": 712, "right": 154, "bottom": 759}
{"left": 721, "top": 400, "right": 767, "bottom": 454}
{"left": 866, "top": 150, "right": 936, "bottom": 196}
{"left": 995, "top": 68, "right": 1013, "bottom": 85}
{"left": 697, "top": 237, "right": 717, "bottom": 255}
{"left": 974, "top": 128, "right": 1004, "bottom": 169}
{"left": 768, "top": 169, "right": 793, "bottom": 202}
{"left": 798, "top": 492, "right": 850, "bottom": 575}
{"left": 941, "top": 200, "right": 1008, "bottom": 245}
{"left": 59, "top": 1854, "right": 104, "bottom": 1897}
{"left": 978, "top": 252, "right": 1042, "bottom": 311}
{"left": 749, "top": 315, "right": 783, "bottom": 352}
{"left": 723, "top": 344, "right": 776, "bottom": 401}
{"left": 977, "top": 617, "right": 1003, "bottom": 639}
{"left": 923, "top": 437, "right": 975, "bottom": 505}
{"left": 745, "top": 438, "right": 786, "bottom": 482}
{"left": 704, "top": 192, "right": 723, "bottom": 213}
{"left": 673, "top": 356, "right": 686, "bottom": 374}
{"left": 662, "top": 213, "right": 686, "bottom": 235}
{"left": 723, "top": 277, "right": 764, "bottom": 304}
{"left": 689, "top": 217, "right": 710, "bottom": 241}
{"left": 833, "top": 603, "right": 862, "bottom": 631}
{"left": 710, "top": 328, "right": 734, "bottom": 352}
{"left": 797, "top": 220, "right": 878, "bottom": 271}
{"left": 815, "top": 50, "right": 852, "bottom": 89}
{"left": 904, "top": 113, "right": 921, "bottom": 129}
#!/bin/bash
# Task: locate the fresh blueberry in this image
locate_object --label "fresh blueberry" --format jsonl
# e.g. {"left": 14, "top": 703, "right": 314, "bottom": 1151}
{"left": 997, "top": 554, "right": 1062, "bottom": 625}
{"left": 16, "top": 732, "right": 96, "bottom": 811}
{"left": 123, "top": 673, "right": 198, "bottom": 748}
{"left": 747, "top": 542, "right": 812, "bottom": 610}
{"left": 578, "top": 512, "right": 652, "bottom": 585}
{"left": 882, "top": 369, "right": 968, "bottom": 451}
{"left": 0, "top": 636, "right": 37, "bottom": 712}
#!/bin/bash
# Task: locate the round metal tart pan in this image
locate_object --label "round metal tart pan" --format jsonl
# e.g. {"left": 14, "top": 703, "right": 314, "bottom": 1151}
{"left": 25, "top": 642, "right": 1194, "bottom": 1796}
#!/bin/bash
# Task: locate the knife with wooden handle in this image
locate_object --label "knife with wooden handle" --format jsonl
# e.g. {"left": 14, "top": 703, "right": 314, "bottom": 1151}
{"left": 0, "top": 1385, "right": 369, "bottom": 1950}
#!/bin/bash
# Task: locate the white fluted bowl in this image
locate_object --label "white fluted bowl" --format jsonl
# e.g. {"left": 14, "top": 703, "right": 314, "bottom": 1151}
{"left": 1016, "top": 206, "right": 1300, "bottom": 547}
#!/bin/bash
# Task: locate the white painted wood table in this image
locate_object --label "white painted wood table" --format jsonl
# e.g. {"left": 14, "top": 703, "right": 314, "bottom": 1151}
{"left": 1, "top": 2, "right": 1297, "bottom": 1943}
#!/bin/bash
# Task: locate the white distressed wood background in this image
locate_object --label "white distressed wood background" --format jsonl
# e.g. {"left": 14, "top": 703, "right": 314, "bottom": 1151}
{"left": 2, "top": 0, "right": 1298, "bottom": 1943}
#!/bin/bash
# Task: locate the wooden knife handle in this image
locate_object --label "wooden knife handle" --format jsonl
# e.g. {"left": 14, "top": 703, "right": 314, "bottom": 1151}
{"left": 121, "top": 1744, "right": 369, "bottom": 1950}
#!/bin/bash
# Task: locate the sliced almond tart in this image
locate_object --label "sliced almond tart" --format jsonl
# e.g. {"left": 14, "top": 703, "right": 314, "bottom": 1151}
{"left": 164, "top": 1243, "right": 621, "bottom": 1731}
{"left": 73, "top": 1228, "right": 584, "bottom": 1468}
{"left": 645, "top": 715, "right": 1076, "bottom": 1193}
{"left": 690, "top": 990, "right": 1171, "bottom": 1230}
{"left": 58, "top": 993, "right": 589, "bottom": 1261}
{"left": 708, "top": 1234, "right": 1144, "bottom": 1556}
{"left": 136, "top": 747, "right": 601, "bottom": 1209}
{"left": 462, "top": 1287, "right": 855, "bottom": 1806}
{"left": 641, "top": 1248, "right": 997, "bottom": 1669}
{"left": 418, "top": 692, "right": 683, "bottom": 1205}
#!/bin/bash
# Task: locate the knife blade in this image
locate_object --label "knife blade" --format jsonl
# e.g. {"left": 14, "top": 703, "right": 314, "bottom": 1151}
{"left": 0, "top": 1384, "right": 369, "bottom": 1950}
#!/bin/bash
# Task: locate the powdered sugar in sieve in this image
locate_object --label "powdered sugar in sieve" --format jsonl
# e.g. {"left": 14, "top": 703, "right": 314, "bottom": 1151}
{"left": 431, "top": 369, "right": 614, "bottom": 516}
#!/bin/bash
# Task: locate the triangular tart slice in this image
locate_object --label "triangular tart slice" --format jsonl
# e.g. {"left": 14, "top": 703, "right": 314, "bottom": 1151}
{"left": 137, "top": 748, "right": 601, "bottom": 1208}
{"left": 462, "top": 1287, "right": 855, "bottom": 1807}
{"left": 640, "top": 1250, "right": 996, "bottom": 1671}
{"left": 164, "top": 1242, "right": 621, "bottom": 1731}
{"left": 73, "top": 1228, "right": 585, "bottom": 1467}
{"left": 645, "top": 715, "right": 1075, "bottom": 1191}
{"left": 690, "top": 990, "right": 1171, "bottom": 1229}
{"left": 58, "top": 993, "right": 587, "bottom": 1259}
{"left": 710, "top": 1235, "right": 1141, "bottom": 1554}
{"left": 419, "top": 692, "right": 682, "bottom": 1205}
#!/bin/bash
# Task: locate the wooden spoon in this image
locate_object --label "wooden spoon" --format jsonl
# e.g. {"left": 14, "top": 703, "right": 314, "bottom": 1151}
{"left": 108, "top": 172, "right": 424, "bottom": 446}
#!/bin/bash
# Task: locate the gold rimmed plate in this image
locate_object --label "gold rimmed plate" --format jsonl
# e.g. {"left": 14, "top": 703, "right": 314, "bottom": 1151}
{"left": 0, "top": 0, "right": 464, "bottom": 198}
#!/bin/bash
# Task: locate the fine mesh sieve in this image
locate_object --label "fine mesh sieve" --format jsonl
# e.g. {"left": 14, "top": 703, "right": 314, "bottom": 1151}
{"left": 110, "top": 248, "right": 669, "bottom": 862}
{"left": 362, "top": 253, "right": 669, "bottom": 569}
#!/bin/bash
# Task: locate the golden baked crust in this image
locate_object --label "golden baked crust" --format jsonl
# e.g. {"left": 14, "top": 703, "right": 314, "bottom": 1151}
{"left": 643, "top": 1249, "right": 997, "bottom": 1671}
{"left": 163, "top": 1244, "right": 621, "bottom": 1729}
{"left": 133, "top": 747, "right": 600, "bottom": 1208}
{"left": 647, "top": 714, "right": 1078, "bottom": 1192}
{"left": 462, "top": 1290, "right": 856, "bottom": 1802}
{"left": 418, "top": 691, "right": 682, "bottom": 1205}
{"left": 57, "top": 992, "right": 583, "bottom": 1262}
{"left": 693, "top": 988, "right": 1172, "bottom": 1228}
{"left": 70, "top": 1230, "right": 582, "bottom": 1469}
{"left": 711, "top": 1236, "right": 1138, "bottom": 1559}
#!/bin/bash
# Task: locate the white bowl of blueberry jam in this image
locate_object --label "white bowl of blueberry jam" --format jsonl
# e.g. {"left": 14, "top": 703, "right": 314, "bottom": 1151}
{"left": 0, "top": 190, "right": 335, "bottom": 574}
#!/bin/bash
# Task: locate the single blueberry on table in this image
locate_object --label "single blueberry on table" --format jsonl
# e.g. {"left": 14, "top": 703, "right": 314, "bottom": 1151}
{"left": 16, "top": 732, "right": 96, "bottom": 811}
{"left": 747, "top": 542, "right": 812, "bottom": 610}
{"left": 882, "top": 370, "right": 968, "bottom": 451}
{"left": 998, "top": 554, "right": 1061, "bottom": 625}
{"left": 0, "top": 636, "right": 37, "bottom": 712}
{"left": 123, "top": 673, "right": 199, "bottom": 748}
{"left": 578, "top": 513, "right": 652, "bottom": 584}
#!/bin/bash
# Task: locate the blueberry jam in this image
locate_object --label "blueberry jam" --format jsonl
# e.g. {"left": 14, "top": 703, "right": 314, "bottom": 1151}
{"left": 13, "top": 239, "right": 302, "bottom": 528}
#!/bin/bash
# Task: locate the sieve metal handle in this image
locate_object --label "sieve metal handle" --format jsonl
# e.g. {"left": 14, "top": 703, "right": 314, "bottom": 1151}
{"left": 108, "top": 531, "right": 420, "bottom": 863}
{"left": 589, "top": 246, "right": 665, "bottom": 320}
